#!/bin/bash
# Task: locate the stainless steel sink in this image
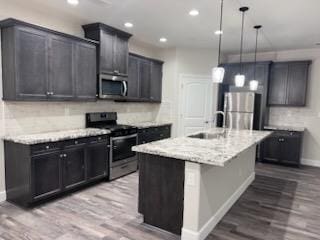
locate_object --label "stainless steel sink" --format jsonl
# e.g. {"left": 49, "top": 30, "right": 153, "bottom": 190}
{"left": 188, "top": 132, "right": 225, "bottom": 139}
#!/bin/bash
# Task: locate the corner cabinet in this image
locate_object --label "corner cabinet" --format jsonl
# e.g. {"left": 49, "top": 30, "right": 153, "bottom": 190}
{"left": 268, "top": 61, "right": 311, "bottom": 106}
{"left": 0, "top": 18, "right": 97, "bottom": 101}
{"left": 4, "top": 135, "right": 109, "bottom": 207}
{"left": 127, "top": 53, "right": 164, "bottom": 102}
{"left": 82, "top": 23, "right": 132, "bottom": 76}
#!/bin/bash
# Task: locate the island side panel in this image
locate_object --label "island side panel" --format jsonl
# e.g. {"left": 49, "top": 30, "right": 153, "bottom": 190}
{"left": 138, "top": 153, "right": 185, "bottom": 235}
{"left": 182, "top": 145, "right": 257, "bottom": 239}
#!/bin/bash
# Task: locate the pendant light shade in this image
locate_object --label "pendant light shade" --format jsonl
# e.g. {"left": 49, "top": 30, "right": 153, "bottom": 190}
{"left": 250, "top": 25, "right": 262, "bottom": 91}
{"left": 235, "top": 7, "right": 249, "bottom": 87}
{"left": 235, "top": 74, "right": 245, "bottom": 87}
{"left": 212, "top": 0, "right": 225, "bottom": 83}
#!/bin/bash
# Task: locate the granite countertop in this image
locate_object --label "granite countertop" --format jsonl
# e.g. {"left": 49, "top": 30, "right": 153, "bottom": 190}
{"left": 133, "top": 128, "right": 272, "bottom": 167}
{"left": 119, "top": 121, "right": 172, "bottom": 129}
{"left": 264, "top": 125, "right": 305, "bottom": 132}
{"left": 3, "top": 128, "right": 111, "bottom": 145}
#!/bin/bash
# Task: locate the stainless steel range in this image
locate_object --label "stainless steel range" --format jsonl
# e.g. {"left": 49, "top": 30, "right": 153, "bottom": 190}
{"left": 86, "top": 112, "right": 138, "bottom": 180}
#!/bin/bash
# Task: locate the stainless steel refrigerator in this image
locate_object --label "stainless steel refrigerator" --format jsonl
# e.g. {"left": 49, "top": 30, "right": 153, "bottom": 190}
{"left": 224, "top": 92, "right": 261, "bottom": 130}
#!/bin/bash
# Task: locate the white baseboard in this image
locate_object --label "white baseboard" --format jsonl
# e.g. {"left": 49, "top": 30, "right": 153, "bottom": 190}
{"left": 181, "top": 173, "right": 255, "bottom": 240}
{"left": 301, "top": 158, "right": 320, "bottom": 168}
{"left": 0, "top": 191, "right": 6, "bottom": 203}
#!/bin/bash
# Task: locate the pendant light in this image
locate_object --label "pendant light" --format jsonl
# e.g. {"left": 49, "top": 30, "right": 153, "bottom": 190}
{"left": 235, "top": 7, "right": 249, "bottom": 87}
{"left": 212, "top": 0, "right": 225, "bottom": 83}
{"left": 250, "top": 25, "right": 262, "bottom": 91}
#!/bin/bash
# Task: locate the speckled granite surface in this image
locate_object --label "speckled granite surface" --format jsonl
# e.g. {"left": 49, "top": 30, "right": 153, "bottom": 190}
{"left": 3, "top": 128, "right": 111, "bottom": 145}
{"left": 133, "top": 128, "right": 272, "bottom": 167}
{"left": 264, "top": 125, "right": 305, "bottom": 132}
{"left": 119, "top": 121, "right": 172, "bottom": 129}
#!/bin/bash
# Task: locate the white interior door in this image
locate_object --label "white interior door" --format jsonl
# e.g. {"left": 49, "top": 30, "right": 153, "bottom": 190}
{"left": 179, "top": 75, "right": 215, "bottom": 136}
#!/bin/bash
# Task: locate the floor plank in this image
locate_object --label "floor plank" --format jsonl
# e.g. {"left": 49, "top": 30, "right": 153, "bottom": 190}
{"left": 0, "top": 163, "right": 319, "bottom": 240}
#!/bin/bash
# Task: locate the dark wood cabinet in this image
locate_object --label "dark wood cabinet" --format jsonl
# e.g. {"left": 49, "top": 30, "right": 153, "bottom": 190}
{"left": 150, "top": 61, "right": 163, "bottom": 102}
{"left": 15, "top": 26, "right": 49, "bottom": 100}
{"left": 63, "top": 147, "right": 86, "bottom": 190}
{"left": 4, "top": 135, "right": 110, "bottom": 207}
{"left": 87, "top": 142, "right": 109, "bottom": 181}
{"left": 138, "top": 125, "right": 171, "bottom": 144}
{"left": 127, "top": 53, "right": 164, "bottom": 102}
{"left": 49, "top": 35, "right": 74, "bottom": 100}
{"left": 82, "top": 23, "right": 132, "bottom": 76}
{"left": 268, "top": 61, "right": 311, "bottom": 106}
{"left": 261, "top": 130, "right": 303, "bottom": 166}
{"left": 74, "top": 41, "right": 97, "bottom": 100}
{"left": 32, "top": 152, "right": 62, "bottom": 200}
{"left": 0, "top": 18, "right": 97, "bottom": 101}
{"left": 140, "top": 59, "right": 152, "bottom": 99}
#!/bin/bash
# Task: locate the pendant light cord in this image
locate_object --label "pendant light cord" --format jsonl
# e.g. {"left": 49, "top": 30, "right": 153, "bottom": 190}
{"left": 253, "top": 28, "right": 259, "bottom": 80}
{"left": 217, "top": 0, "right": 224, "bottom": 65}
{"left": 239, "top": 10, "right": 245, "bottom": 74}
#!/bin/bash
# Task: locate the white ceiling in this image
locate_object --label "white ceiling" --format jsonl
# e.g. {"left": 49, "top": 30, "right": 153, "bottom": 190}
{"left": 5, "top": 0, "right": 320, "bottom": 54}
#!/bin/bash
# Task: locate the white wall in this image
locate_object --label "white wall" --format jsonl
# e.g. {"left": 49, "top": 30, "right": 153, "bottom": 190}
{"left": 227, "top": 49, "right": 320, "bottom": 164}
{"left": 0, "top": 0, "right": 166, "bottom": 200}
{"left": 160, "top": 48, "right": 219, "bottom": 137}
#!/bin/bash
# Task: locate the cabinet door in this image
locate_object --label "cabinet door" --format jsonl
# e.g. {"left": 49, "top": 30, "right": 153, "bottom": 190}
{"left": 150, "top": 61, "right": 163, "bottom": 102}
{"left": 268, "top": 63, "right": 288, "bottom": 105}
{"left": 32, "top": 152, "right": 62, "bottom": 200}
{"left": 254, "top": 63, "right": 269, "bottom": 86}
{"left": 261, "top": 136, "right": 281, "bottom": 163}
{"left": 286, "top": 62, "right": 309, "bottom": 106}
{"left": 280, "top": 136, "right": 301, "bottom": 165}
{"left": 15, "top": 27, "right": 49, "bottom": 100}
{"left": 74, "top": 42, "right": 97, "bottom": 100}
{"left": 100, "top": 30, "right": 115, "bottom": 74}
{"left": 127, "top": 55, "right": 140, "bottom": 98}
{"left": 114, "top": 36, "right": 129, "bottom": 76}
{"left": 63, "top": 147, "right": 86, "bottom": 189}
{"left": 49, "top": 35, "right": 74, "bottom": 100}
{"left": 87, "top": 142, "right": 109, "bottom": 181}
{"left": 140, "top": 60, "right": 151, "bottom": 99}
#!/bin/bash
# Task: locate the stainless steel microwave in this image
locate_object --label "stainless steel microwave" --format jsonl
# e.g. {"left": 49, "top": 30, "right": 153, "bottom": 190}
{"left": 99, "top": 74, "right": 128, "bottom": 99}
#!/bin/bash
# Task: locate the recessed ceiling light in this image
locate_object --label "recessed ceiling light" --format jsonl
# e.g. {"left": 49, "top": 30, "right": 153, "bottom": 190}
{"left": 189, "top": 9, "right": 199, "bottom": 16}
{"left": 160, "top": 38, "right": 167, "bottom": 43}
{"left": 67, "top": 0, "right": 79, "bottom": 5}
{"left": 215, "top": 30, "right": 223, "bottom": 35}
{"left": 124, "top": 22, "right": 133, "bottom": 28}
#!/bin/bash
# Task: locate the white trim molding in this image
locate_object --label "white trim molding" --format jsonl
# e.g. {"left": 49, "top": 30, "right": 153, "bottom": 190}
{"left": 301, "top": 158, "right": 320, "bottom": 168}
{"left": 181, "top": 173, "right": 255, "bottom": 240}
{"left": 0, "top": 191, "right": 6, "bottom": 203}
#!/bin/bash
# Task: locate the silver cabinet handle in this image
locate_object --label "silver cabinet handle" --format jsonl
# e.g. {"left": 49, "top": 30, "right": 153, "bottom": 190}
{"left": 64, "top": 154, "right": 67, "bottom": 157}
{"left": 46, "top": 145, "right": 50, "bottom": 149}
{"left": 122, "top": 81, "right": 127, "bottom": 96}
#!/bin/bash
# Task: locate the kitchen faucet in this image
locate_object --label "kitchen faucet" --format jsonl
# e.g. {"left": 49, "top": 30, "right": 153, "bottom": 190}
{"left": 213, "top": 111, "right": 227, "bottom": 136}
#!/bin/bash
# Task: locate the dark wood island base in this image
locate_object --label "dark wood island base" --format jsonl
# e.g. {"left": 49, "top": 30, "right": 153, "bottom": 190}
{"left": 138, "top": 153, "right": 185, "bottom": 235}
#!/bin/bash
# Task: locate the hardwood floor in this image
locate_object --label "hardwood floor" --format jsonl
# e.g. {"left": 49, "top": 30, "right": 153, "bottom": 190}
{"left": 0, "top": 163, "right": 319, "bottom": 240}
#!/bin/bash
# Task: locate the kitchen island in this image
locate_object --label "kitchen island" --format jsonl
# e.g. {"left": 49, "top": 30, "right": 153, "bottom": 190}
{"left": 133, "top": 128, "right": 271, "bottom": 240}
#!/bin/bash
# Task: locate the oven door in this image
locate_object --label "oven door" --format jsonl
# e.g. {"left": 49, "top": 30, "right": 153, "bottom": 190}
{"left": 99, "top": 74, "right": 128, "bottom": 99}
{"left": 110, "top": 134, "right": 138, "bottom": 167}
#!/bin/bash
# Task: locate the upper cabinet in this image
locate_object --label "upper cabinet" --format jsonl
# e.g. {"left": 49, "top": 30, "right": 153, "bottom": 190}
{"left": 268, "top": 61, "right": 311, "bottom": 106}
{"left": 0, "top": 19, "right": 97, "bottom": 101}
{"left": 82, "top": 23, "right": 132, "bottom": 76}
{"left": 128, "top": 53, "right": 163, "bottom": 102}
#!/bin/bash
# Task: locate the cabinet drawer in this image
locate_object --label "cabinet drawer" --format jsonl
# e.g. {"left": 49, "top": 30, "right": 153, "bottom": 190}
{"left": 31, "top": 142, "right": 60, "bottom": 155}
{"left": 63, "top": 138, "right": 88, "bottom": 148}
{"left": 87, "top": 135, "right": 109, "bottom": 144}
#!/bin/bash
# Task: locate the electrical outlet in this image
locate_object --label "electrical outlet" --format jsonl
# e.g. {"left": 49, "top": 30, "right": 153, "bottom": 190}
{"left": 186, "top": 172, "right": 196, "bottom": 186}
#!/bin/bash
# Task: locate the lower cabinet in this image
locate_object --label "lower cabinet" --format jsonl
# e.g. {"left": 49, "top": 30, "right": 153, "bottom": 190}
{"left": 261, "top": 130, "right": 303, "bottom": 166}
{"left": 138, "top": 125, "right": 171, "bottom": 144}
{"left": 63, "top": 147, "right": 86, "bottom": 190}
{"left": 32, "top": 152, "right": 63, "bottom": 201}
{"left": 4, "top": 135, "right": 109, "bottom": 207}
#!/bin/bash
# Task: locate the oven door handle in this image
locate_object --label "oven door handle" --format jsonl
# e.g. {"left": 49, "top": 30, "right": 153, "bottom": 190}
{"left": 122, "top": 81, "right": 127, "bottom": 96}
{"left": 111, "top": 134, "right": 137, "bottom": 141}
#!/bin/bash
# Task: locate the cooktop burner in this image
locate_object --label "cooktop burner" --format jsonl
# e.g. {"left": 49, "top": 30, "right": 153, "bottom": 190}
{"left": 86, "top": 112, "right": 137, "bottom": 136}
